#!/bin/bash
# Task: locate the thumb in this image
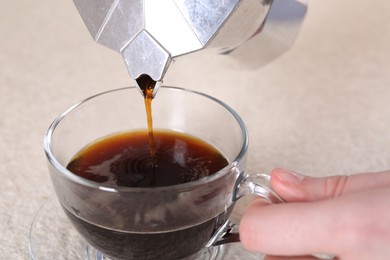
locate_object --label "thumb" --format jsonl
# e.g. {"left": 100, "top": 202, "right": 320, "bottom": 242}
{"left": 239, "top": 198, "right": 336, "bottom": 256}
{"left": 270, "top": 168, "right": 390, "bottom": 202}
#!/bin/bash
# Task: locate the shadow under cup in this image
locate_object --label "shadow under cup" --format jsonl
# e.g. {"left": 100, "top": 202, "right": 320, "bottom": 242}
{"left": 44, "top": 87, "right": 249, "bottom": 260}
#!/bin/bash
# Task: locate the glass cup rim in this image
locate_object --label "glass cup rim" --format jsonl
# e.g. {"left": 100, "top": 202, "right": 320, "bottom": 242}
{"left": 44, "top": 86, "right": 249, "bottom": 193}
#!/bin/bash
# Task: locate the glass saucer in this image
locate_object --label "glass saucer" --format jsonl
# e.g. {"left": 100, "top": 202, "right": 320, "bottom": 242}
{"left": 29, "top": 198, "right": 264, "bottom": 260}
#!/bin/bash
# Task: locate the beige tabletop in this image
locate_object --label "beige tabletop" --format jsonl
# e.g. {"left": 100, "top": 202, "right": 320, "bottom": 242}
{"left": 1, "top": 0, "right": 390, "bottom": 259}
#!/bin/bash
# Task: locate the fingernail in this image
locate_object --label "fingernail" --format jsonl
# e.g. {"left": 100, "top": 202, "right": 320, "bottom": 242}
{"left": 274, "top": 168, "right": 305, "bottom": 184}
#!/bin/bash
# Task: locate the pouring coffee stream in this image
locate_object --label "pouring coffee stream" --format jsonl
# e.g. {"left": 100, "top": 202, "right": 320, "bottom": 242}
{"left": 136, "top": 74, "right": 158, "bottom": 186}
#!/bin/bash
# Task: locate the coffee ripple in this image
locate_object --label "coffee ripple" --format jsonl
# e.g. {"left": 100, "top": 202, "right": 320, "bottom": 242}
{"left": 110, "top": 149, "right": 153, "bottom": 187}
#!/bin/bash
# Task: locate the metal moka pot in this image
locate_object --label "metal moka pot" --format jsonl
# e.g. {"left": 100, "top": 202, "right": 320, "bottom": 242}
{"left": 73, "top": 0, "right": 307, "bottom": 95}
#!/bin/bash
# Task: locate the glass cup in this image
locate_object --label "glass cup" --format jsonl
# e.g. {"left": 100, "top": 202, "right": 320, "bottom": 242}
{"left": 43, "top": 86, "right": 284, "bottom": 260}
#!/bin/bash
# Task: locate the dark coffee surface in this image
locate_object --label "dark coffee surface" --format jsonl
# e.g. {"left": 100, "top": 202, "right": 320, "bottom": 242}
{"left": 66, "top": 130, "right": 228, "bottom": 187}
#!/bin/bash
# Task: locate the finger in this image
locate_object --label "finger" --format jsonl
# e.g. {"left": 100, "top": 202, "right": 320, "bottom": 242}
{"left": 239, "top": 198, "right": 339, "bottom": 256}
{"left": 269, "top": 168, "right": 390, "bottom": 202}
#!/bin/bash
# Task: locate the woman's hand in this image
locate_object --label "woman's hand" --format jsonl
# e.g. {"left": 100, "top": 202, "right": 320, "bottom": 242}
{"left": 239, "top": 168, "right": 390, "bottom": 260}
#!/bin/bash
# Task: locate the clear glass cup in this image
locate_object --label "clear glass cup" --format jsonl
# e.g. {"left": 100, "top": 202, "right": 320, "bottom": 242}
{"left": 43, "top": 86, "right": 285, "bottom": 260}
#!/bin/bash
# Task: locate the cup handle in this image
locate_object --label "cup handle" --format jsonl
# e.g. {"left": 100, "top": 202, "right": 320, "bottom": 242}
{"left": 210, "top": 172, "right": 334, "bottom": 260}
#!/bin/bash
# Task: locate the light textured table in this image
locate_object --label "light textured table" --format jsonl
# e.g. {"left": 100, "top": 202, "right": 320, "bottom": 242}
{"left": 1, "top": 0, "right": 390, "bottom": 259}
